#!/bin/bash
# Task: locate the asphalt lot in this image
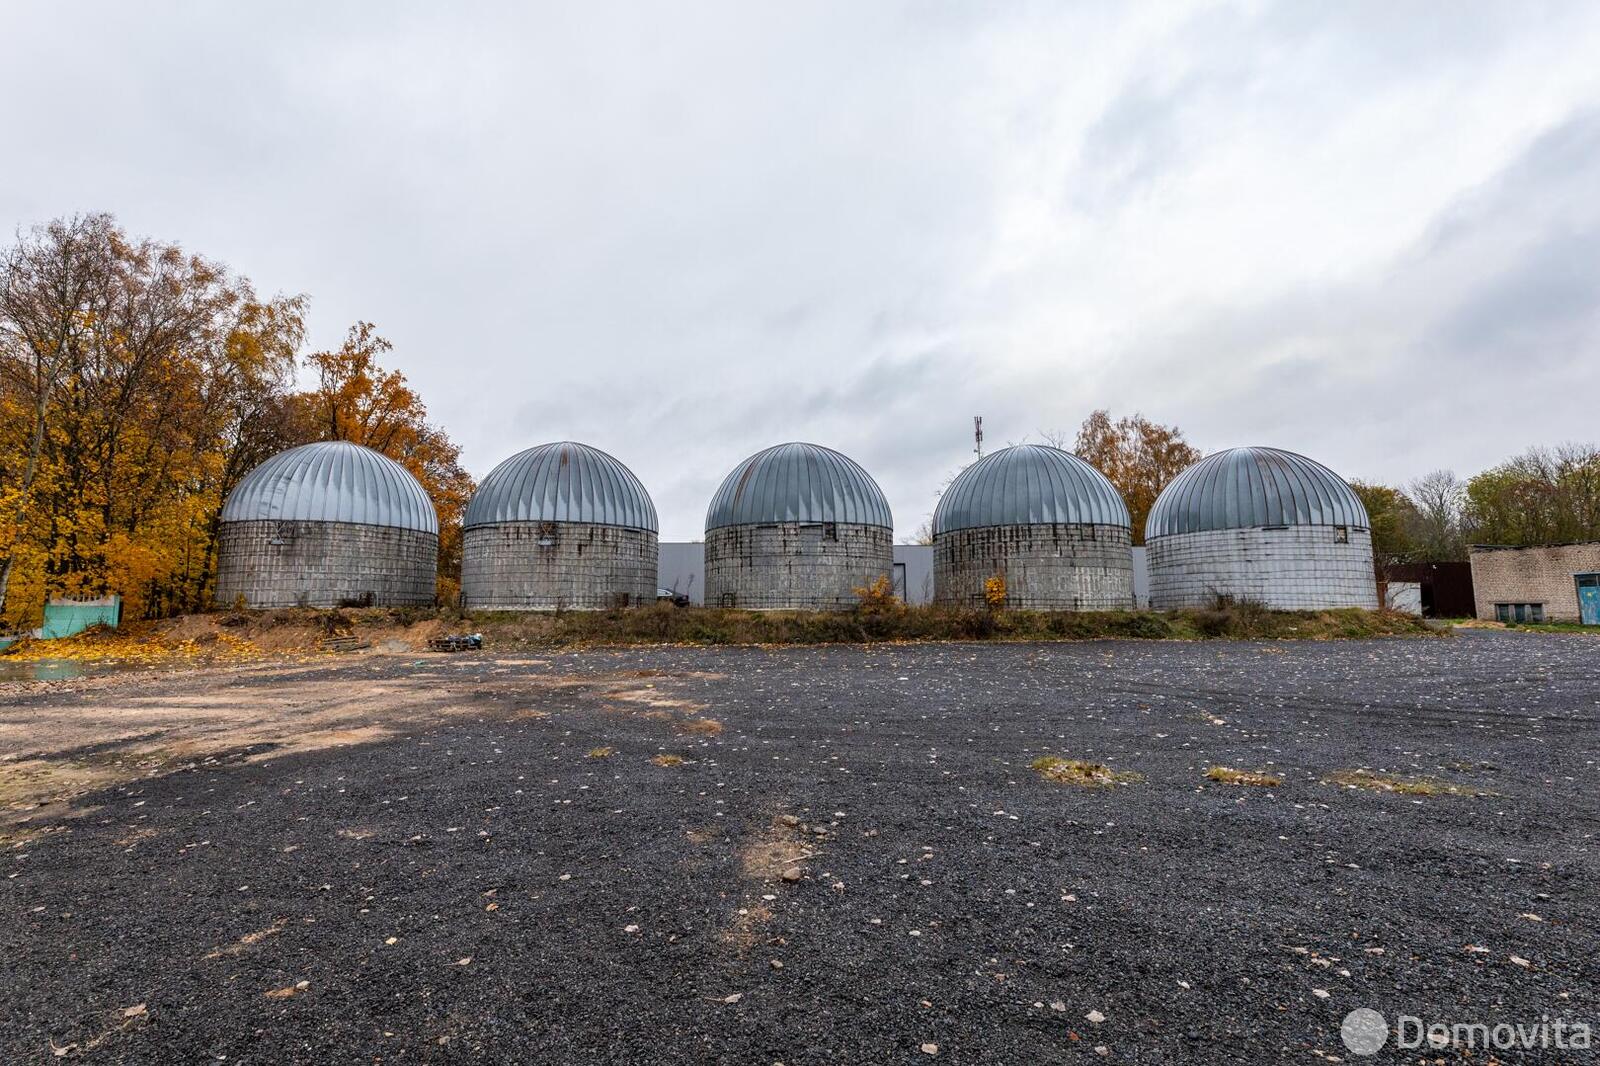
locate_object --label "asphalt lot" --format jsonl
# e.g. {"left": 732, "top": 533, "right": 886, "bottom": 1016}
{"left": 2, "top": 630, "right": 1597, "bottom": 1064}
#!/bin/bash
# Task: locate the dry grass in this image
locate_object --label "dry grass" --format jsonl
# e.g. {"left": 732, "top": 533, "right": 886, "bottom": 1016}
{"left": 676, "top": 717, "right": 724, "bottom": 735}
{"left": 1205, "top": 765, "right": 1282, "bottom": 787}
{"left": 586, "top": 746, "right": 614, "bottom": 758}
{"left": 445, "top": 602, "right": 1436, "bottom": 647}
{"left": 1029, "top": 756, "right": 1143, "bottom": 788}
{"left": 1, "top": 605, "right": 1437, "bottom": 672}
{"left": 650, "top": 754, "right": 687, "bottom": 768}
{"left": 1324, "top": 769, "right": 1489, "bottom": 797}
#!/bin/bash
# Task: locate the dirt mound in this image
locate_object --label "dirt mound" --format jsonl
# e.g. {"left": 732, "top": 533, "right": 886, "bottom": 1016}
{"left": 152, "top": 609, "right": 450, "bottom": 655}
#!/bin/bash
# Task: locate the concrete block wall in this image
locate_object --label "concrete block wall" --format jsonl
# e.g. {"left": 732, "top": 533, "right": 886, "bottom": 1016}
{"left": 1468, "top": 542, "right": 1600, "bottom": 621}
{"left": 934, "top": 524, "right": 1134, "bottom": 610}
{"left": 661, "top": 542, "right": 936, "bottom": 606}
{"left": 1147, "top": 526, "right": 1377, "bottom": 610}
{"left": 217, "top": 520, "right": 437, "bottom": 608}
{"left": 461, "top": 522, "right": 657, "bottom": 610}
{"left": 704, "top": 523, "right": 893, "bottom": 610}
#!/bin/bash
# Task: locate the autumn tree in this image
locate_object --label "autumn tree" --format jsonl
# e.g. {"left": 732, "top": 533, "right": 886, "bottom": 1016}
{"left": 1461, "top": 444, "right": 1600, "bottom": 547}
{"left": 1067, "top": 411, "right": 1202, "bottom": 545}
{"left": 0, "top": 215, "right": 469, "bottom": 627}
{"left": 1348, "top": 481, "right": 1420, "bottom": 566}
{"left": 0, "top": 216, "right": 106, "bottom": 618}
{"left": 297, "top": 322, "right": 474, "bottom": 595}
{"left": 0, "top": 214, "right": 305, "bottom": 625}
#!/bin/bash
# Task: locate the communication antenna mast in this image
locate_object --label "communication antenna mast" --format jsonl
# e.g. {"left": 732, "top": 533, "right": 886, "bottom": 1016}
{"left": 973, "top": 416, "right": 984, "bottom": 457}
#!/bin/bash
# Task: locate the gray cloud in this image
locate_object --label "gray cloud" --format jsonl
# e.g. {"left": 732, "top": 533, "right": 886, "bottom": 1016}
{"left": 4, "top": 1, "right": 1599, "bottom": 537}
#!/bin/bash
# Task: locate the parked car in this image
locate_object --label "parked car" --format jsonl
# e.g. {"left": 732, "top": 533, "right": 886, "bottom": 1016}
{"left": 657, "top": 588, "right": 691, "bottom": 607}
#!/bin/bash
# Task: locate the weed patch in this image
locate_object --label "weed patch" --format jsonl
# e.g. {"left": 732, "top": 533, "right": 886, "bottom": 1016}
{"left": 444, "top": 603, "right": 1433, "bottom": 647}
{"left": 1029, "top": 756, "right": 1142, "bottom": 788}
{"left": 1205, "top": 765, "right": 1282, "bottom": 787}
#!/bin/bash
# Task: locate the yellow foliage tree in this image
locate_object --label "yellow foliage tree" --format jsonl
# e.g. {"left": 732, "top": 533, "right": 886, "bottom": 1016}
{"left": 298, "top": 322, "right": 475, "bottom": 589}
{"left": 0, "top": 215, "right": 470, "bottom": 627}
{"left": 852, "top": 574, "right": 901, "bottom": 614}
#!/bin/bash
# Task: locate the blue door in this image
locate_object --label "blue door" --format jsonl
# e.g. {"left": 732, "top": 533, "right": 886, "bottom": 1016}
{"left": 1578, "top": 574, "right": 1600, "bottom": 626}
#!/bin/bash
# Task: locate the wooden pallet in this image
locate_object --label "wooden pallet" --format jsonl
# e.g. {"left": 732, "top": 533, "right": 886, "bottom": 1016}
{"left": 318, "top": 634, "right": 370, "bottom": 653}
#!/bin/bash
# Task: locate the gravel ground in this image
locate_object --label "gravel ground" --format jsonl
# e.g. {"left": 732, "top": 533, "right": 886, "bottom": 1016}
{"left": 2, "top": 630, "right": 1597, "bottom": 1064}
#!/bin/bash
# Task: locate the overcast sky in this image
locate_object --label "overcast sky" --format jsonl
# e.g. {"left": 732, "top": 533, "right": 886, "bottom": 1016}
{"left": 4, "top": 2, "right": 1599, "bottom": 539}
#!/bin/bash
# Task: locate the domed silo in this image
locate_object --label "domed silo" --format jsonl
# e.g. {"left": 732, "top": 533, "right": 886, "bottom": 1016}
{"left": 1145, "top": 446, "right": 1378, "bottom": 610}
{"left": 704, "top": 442, "right": 893, "bottom": 610}
{"left": 933, "top": 444, "right": 1133, "bottom": 610}
{"left": 460, "top": 441, "right": 658, "bottom": 610}
{"left": 216, "top": 441, "right": 438, "bottom": 608}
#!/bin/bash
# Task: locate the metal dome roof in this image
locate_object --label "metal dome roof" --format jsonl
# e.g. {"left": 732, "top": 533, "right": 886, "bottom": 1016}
{"left": 933, "top": 444, "right": 1129, "bottom": 534}
{"left": 1144, "top": 446, "right": 1369, "bottom": 539}
{"left": 706, "top": 442, "right": 892, "bottom": 531}
{"left": 220, "top": 441, "right": 438, "bottom": 534}
{"left": 464, "top": 441, "right": 657, "bottom": 531}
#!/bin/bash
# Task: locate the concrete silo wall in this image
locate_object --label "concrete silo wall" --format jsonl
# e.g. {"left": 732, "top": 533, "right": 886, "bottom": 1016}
{"left": 460, "top": 522, "right": 658, "bottom": 610}
{"left": 934, "top": 524, "right": 1134, "bottom": 610}
{"left": 1147, "top": 526, "right": 1377, "bottom": 610}
{"left": 217, "top": 520, "right": 437, "bottom": 608}
{"left": 704, "top": 523, "right": 893, "bottom": 610}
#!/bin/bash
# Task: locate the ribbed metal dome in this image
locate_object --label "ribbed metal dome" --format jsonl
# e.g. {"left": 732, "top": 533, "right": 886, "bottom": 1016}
{"left": 706, "top": 442, "right": 892, "bottom": 531}
{"left": 221, "top": 441, "right": 438, "bottom": 534}
{"left": 1145, "top": 446, "right": 1369, "bottom": 539}
{"left": 464, "top": 441, "right": 657, "bottom": 531}
{"left": 933, "top": 445, "right": 1129, "bottom": 535}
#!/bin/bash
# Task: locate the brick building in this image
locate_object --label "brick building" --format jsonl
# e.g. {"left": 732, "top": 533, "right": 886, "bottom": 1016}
{"left": 1468, "top": 542, "right": 1600, "bottom": 624}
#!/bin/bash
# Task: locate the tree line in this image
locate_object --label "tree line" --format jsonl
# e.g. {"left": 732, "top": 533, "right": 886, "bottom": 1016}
{"left": 0, "top": 214, "right": 471, "bottom": 629}
{"left": 1352, "top": 444, "right": 1600, "bottom": 567}
{"left": 959, "top": 412, "right": 1600, "bottom": 565}
{"left": 4, "top": 214, "right": 1597, "bottom": 628}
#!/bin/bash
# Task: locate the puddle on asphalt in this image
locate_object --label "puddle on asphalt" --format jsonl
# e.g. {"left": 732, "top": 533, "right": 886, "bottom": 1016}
{"left": 0, "top": 659, "right": 154, "bottom": 682}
